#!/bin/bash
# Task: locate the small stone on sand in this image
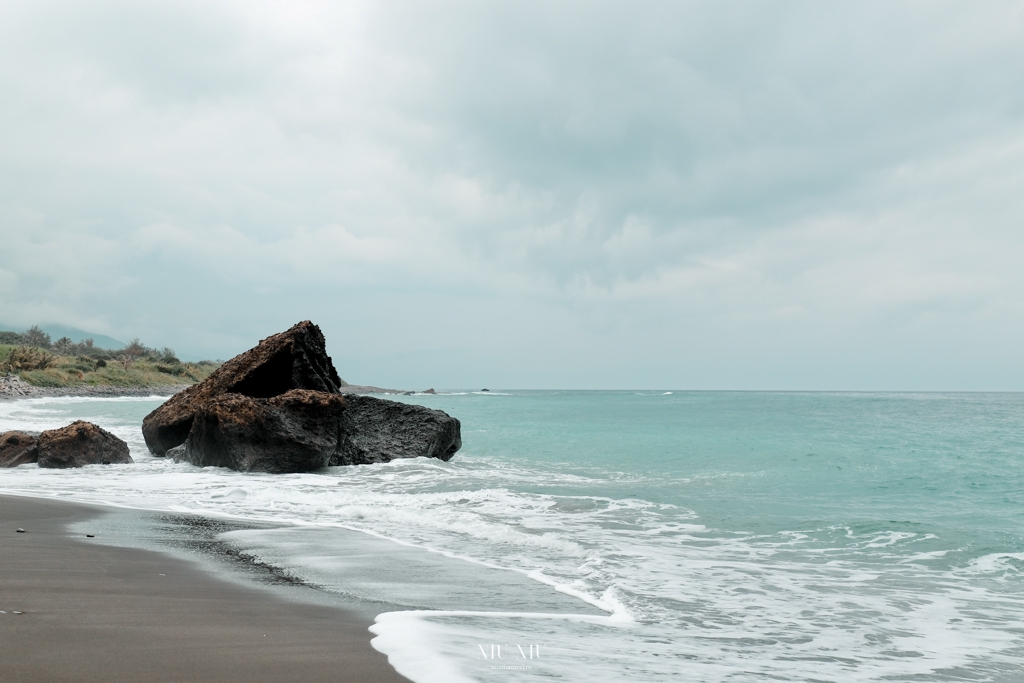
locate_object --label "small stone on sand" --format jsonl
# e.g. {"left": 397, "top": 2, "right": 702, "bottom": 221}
{"left": 16, "top": 528, "right": 24, "bottom": 533}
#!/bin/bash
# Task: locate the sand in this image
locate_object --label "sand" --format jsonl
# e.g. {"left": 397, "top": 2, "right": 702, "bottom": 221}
{"left": 0, "top": 494, "right": 409, "bottom": 683}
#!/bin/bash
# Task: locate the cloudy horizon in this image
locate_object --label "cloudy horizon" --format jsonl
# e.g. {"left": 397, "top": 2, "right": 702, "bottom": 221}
{"left": 2, "top": 1, "right": 1023, "bottom": 390}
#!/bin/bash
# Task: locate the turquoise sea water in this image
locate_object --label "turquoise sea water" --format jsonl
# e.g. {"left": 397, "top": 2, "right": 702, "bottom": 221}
{"left": 1, "top": 391, "right": 1023, "bottom": 681}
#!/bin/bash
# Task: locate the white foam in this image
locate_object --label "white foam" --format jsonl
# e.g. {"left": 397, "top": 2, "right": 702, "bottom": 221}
{"left": 2, "top": 395, "right": 1023, "bottom": 682}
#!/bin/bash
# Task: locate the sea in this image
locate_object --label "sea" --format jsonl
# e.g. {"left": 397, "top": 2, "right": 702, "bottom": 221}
{"left": 1, "top": 391, "right": 1023, "bottom": 682}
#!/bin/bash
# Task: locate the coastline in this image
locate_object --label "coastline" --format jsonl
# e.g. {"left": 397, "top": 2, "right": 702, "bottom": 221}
{"left": 0, "top": 494, "right": 409, "bottom": 683}
{"left": 0, "top": 378, "right": 408, "bottom": 400}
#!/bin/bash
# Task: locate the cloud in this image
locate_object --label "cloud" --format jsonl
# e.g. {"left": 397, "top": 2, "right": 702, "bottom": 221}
{"left": 0, "top": 0, "right": 1022, "bottom": 388}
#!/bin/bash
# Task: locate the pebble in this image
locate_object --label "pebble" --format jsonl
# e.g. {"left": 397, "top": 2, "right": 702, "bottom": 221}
{"left": 86, "top": 534, "right": 95, "bottom": 538}
{"left": 16, "top": 528, "right": 25, "bottom": 533}
{"left": 12, "top": 611, "right": 23, "bottom": 615}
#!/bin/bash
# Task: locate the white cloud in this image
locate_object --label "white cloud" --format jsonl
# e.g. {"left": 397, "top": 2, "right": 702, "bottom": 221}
{"left": 0, "top": 0, "right": 1022, "bottom": 388}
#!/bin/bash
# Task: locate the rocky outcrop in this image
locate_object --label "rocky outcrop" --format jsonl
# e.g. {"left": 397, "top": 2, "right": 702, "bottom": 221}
{"left": 171, "top": 390, "right": 346, "bottom": 473}
{"left": 331, "top": 394, "right": 461, "bottom": 465}
{"left": 144, "top": 320, "right": 462, "bottom": 472}
{"left": 36, "top": 421, "right": 133, "bottom": 468}
{"left": 0, "top": 431, "right": 39, "bottom": 467}
{"left": 142, "top": 321, "right": 343, "bottom": 455}
{"left": 170, "top": 391, "right": 461, "bottom": 472}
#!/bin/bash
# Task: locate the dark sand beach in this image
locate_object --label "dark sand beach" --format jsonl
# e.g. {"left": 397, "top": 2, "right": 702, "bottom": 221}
{"left": 0, "top": 494, "right": 408, "bottom": 683}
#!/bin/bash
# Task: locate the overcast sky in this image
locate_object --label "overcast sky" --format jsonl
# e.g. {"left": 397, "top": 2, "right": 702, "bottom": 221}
{"left": 1, "top": 1, "right": 1023, "bottom": 389}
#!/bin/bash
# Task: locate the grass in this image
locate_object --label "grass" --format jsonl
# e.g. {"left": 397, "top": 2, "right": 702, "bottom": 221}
{"left": 15, "top": 357, "right": 219, "bottom": 388}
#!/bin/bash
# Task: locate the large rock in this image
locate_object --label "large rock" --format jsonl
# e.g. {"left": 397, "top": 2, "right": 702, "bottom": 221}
{"left": 0, "top": 431, "right": 39, "bottom": 467}
{"left": 331, "top": 394, "right": 461, "bottom": 465}
{"left": 170, "top": 391, "right": 462, "bottom": 472}
{"left": 143, "top": 321, "right": 343, "bottom": 455}
{"left": 37, "top": 421, "right": 133, "bottom": 468}
{"left": 173, "top": 390, "right": 346, "bottom": 473}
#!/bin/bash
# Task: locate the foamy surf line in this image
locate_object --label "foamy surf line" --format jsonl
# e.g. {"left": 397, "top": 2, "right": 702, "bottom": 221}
{"left": 3, "top": 392, "right": 1024, "bottom": 681}
{"left": 0, "top": 486, "right": 630, "bottom": 683}
{"left": 370, "top": 609, "right": 635, "bottom": 683}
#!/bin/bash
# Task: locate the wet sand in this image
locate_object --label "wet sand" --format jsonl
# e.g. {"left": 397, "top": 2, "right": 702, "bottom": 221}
{"left": 0, "top": 495, "right": 409, "bottom": 683}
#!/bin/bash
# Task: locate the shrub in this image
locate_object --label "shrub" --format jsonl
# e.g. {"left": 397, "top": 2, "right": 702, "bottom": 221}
{"left": 118, "top": 337, "right": 148, "bottom": 369}
{"left": 0, "top": 346, "right": 57, "bottom": 372}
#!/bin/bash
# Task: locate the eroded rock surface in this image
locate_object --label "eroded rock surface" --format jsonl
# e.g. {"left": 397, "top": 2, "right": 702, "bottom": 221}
{"left": 143, "top": 321, "right": 343, "bottom": 455}
{"left": 173, "top": 390, "right": 346, "bottom": 473}
{"left": 0, "top": 431, "right": 39, "bottom": 467}
{"left": 331, "top": 394, "right": 461, "bottom": 465}
{"left": 37, "top": 421, "right": 133, "bottom": 468}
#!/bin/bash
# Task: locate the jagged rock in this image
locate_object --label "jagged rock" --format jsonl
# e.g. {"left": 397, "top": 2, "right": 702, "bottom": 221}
{"left": 172, "top": 390, "right": 345, "bottom": 473}
{"left": 0, "top": 431, "right": 39, "bottom": 467}
{"left": 37, "top": 421, "right": 133, "bottom": 468}
{"left": 143, "top": 321, "right": 343, "bottom": 455}
{"left": 331, "top": 395, "right": 461, "bottom": 465}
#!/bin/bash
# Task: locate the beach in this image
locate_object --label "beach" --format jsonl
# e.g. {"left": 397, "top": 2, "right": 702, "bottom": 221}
{"left": 0, "top": 494, "right": 408, "bottom": 683}
{"left": 2, "top": 390, "right": 1024, "bottom": 681}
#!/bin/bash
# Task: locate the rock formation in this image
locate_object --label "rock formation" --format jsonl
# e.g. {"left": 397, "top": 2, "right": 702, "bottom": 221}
{"left": 143, "top": 321, "right": 343, "bottom": 455}
{"left": 170, "top": 391, "right": 461, "bottom": 472}
{"left": 146, "top": 320, "right": 462, "bottom": 473}
{"left": 36, "top": 421, "right": 133, "bottom": 468}
{"left": 0, "top": 431, "right": 39, "bottom": 467}
{"left": 172, "top": 390, "right": 346, "bottom": 473}
{"left": 332, "top": 394, "right": 461, "bottom": 465}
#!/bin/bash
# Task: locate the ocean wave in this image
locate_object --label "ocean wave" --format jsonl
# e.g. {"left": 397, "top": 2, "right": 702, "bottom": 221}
{"left": 2, "top": 393, "right": 1023, "bottom": 682}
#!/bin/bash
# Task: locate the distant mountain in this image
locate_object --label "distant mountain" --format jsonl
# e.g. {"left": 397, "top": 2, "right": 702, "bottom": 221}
{"left": 0, "top": 323, "right": 125, "bottom": 350}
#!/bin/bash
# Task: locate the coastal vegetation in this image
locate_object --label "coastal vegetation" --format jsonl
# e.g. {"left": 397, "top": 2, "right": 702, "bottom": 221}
{"left": 0, "top": 326, "right": 218, "bottom": 388}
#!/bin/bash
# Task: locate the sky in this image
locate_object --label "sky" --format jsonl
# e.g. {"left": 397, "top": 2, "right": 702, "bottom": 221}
{"left": 1, "top": 0, "right": 1023, "bottom": 390}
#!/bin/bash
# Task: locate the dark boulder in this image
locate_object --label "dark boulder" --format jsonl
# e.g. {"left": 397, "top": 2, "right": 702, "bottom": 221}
{"left": 331, "top": 394, "right": 461, "bottom": 466}
{"left": 37, "top": 421, "right": 133, "bottom": 468}
{"left": 0, "top": 431, "right": 39, "bottom": 467}
{"left": 172, "top": 390, "right": 345, "bottom": 473}
{"left": 143, "top": 321, "right": 343, "bottom": 455}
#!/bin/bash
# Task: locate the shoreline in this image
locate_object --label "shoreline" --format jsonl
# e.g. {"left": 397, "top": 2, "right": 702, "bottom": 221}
{"left": 0, "top": 494, "right": 410, "bottom": 683}
{"left": 0, "top": 379, "right": 408, "bottom": 401}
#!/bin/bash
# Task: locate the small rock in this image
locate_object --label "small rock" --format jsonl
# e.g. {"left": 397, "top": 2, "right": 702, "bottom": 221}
{"left": 16, "top": 528, "right": 24, "bottom": 533}
{"left": 12, "top": 611, "right": 22, "bottom": 615}
{"left": 86, "top": 534, "right": 95, "bottom": 538}
{"left": 37, "top": 421, "right": 133, "bottom": 468}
